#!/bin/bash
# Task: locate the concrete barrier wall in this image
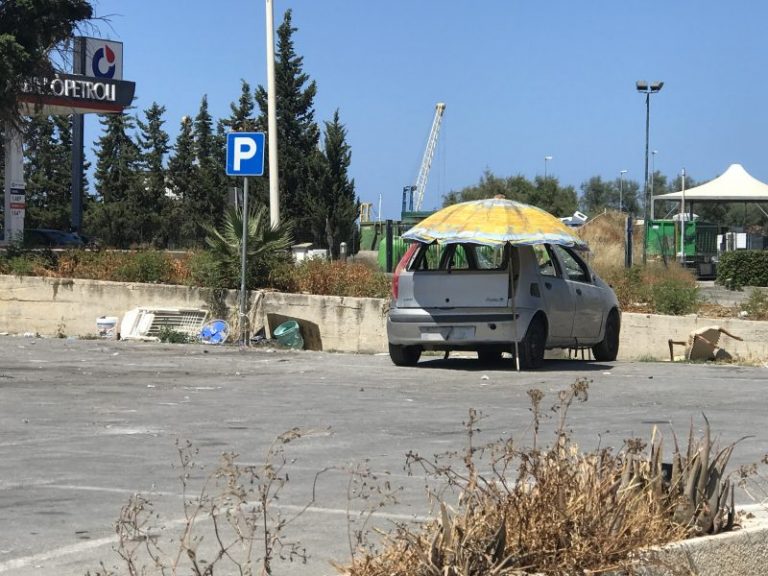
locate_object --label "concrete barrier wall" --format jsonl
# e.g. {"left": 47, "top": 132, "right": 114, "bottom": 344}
{"left": 1, "top": 275, "right": 767, "bottom": 361}
{"left": 621, "top": 312, "right": 768, "bottom": 362}
{"left": 261, "top": 291, "right": 387, "bottom": 354}
{"left": 0, "top": 275, "right": 238, "bottom": 337}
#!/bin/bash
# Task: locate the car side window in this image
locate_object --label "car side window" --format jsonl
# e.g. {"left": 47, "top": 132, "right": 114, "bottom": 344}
{"left": 533, "top": 245, "right": 558, "bottom": 277}
{"left": 553, "top": 245, "right": 590, "bottom": 283}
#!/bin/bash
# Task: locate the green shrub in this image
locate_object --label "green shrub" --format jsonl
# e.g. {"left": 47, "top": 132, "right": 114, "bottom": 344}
{"left": 650, "top": 279, "right": 700, "bottom": 315}
{"left": 204, "top": 204, "right": 294, "bottom": 290}
{"left": 743, "top": 288, "right": 768, "bottom": 320}
{"left": 717, "top": 250, "right": 768, "bottom": 290}
{"left": 0, "top": 251, "right": 55, "bottom": 277}
{"left": 185, "top": 250, "right": 228, "bottom": 289}
{"left": 599, "top": 262, "right": 699, "bottom": 315}
{"left": 6, "top": 255, "right": 39, "bottom": 277}
{"left": 115, "top": 250, "right": 172, "bottom": 283}
{"left": 157, "top": 326, "right": 193, "bottom": 343}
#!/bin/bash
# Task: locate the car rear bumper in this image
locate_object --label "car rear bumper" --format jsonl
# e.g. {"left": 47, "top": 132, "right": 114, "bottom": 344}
{"left": 387, "top": 306, "right": 536, "bottom": 348}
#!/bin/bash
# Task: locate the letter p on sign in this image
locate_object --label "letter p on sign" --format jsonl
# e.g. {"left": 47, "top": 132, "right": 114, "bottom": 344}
{"left": 226, "top": 132, "right": 265, "bottom": 176}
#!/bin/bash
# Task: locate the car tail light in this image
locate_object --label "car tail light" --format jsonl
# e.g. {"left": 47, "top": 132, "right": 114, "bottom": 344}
{"left": 392, "top": 244, "right": 418, "bottom": 300}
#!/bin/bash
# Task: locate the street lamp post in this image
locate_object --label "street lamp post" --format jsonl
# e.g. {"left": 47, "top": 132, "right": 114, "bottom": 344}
{"left": 544, "top": 155, "right": 553, "bottom": 179}
{"left": 636, "top": 80, "right": 664, "bottom": 264}
{"left": 650, "top": 150, "right": 658, "bottom": 219}
{"left": 619, "top": 170, "right": 628, "bottom": 212}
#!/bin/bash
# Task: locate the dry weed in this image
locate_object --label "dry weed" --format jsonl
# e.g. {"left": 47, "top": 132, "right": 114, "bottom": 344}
{"left": 90, "top": 431, "right": 327, "bottom": 576}
{"left": 338, "top": 380, "right": 742, "bottom": 576}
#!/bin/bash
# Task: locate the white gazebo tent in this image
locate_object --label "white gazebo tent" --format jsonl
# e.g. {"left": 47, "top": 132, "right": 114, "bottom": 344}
{"left": 652, "top": 163, "right": 768, "bottom": 262}
{"left": 653, "top": 163, "right": 768, "bottom": 214}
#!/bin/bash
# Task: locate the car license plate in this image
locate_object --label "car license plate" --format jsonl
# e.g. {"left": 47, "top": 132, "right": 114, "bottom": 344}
{"left": 450, "top": 326, "right": 475, "bottom": 339}
{"left": 420, "top": 326, "right": 475, "bottom": 341}
{"left": 420, "top": 327, "right": 448, "bottom": 341}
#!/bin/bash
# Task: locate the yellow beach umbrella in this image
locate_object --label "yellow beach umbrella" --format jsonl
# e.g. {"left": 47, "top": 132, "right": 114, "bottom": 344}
{"left": 401, "top": 196, "right": 587, "bottom": 249}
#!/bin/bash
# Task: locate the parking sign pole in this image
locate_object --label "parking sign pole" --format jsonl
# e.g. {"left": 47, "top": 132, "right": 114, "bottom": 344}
{"left": 239, "top": 177, "right": 249, "bottom": 344}
{"left": 225, "top": 131, "right": 264, "bottom": 345}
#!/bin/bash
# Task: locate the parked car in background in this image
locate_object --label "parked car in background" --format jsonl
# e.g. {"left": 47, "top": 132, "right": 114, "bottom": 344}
{"left": 23, "top": 229, "right": 85, "bottom": 248}
{"left": 386, "top": 241, "right": 621, "bottom": 369}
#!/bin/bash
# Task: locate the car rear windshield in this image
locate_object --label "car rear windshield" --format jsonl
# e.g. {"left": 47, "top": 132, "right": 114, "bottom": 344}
{"left": 407, "top": 243, "right": 508, "bottom": 272}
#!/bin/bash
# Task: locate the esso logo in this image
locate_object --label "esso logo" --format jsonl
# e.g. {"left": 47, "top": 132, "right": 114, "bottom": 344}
{"left": 91, "top": 44, "right": 116, "bottom": 79}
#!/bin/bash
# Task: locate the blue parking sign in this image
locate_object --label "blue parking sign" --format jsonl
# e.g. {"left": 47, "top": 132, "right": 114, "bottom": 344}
{"left": 226, "top": 132, "right": 265, "bottom": 176}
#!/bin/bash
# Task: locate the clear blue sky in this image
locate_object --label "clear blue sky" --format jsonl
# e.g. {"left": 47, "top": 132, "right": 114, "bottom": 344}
{"left": 85, "top": 0, "right": 768, "bottom": 220}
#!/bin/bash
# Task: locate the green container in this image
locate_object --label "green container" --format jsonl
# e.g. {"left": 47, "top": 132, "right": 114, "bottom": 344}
{"left": 359, "top": 222, "right": 380, "bottom": 251}
{"left": 273, "top": 320, "right": 304, "bottom": 349}
{"left": 646, "top": 220, "right": 718, "bottom": 259}
{"left": 377, "top": 236, "right": 409, "bottom": 270}
{"left": 646, "top": 220, "right": 678, "bottom": 257}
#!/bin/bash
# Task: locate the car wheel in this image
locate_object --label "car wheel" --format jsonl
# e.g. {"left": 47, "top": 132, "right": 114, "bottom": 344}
{"left": 388, "top": 343, "right": 422, "bottom": 367}
{"left": 592, "top": 309, "right": 620, "bottom": 362}
{"left": 518, "top": 317, "right": 547, "bottom": 370}
{"left": 477, "top": 348, "right": 502, "bottom": 363}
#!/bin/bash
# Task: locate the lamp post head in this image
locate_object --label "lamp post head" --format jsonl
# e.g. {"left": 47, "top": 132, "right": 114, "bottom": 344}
{"left": 544, "top": 155, "right": 553, "bottom": 161}
{"left": 636, "top": 80, "right": 664, "bottom": 94}
{"left": 620, "top": 170, "right": 628, "bottom": 176}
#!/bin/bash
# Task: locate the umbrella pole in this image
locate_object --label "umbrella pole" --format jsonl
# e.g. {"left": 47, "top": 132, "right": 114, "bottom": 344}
{"left": 510, "top": 244, "right": 520, "bottom": 372}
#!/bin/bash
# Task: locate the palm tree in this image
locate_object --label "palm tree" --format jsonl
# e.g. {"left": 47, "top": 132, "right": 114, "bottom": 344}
{"left": 204, "top": 203, "right": 293, "bottom": 288}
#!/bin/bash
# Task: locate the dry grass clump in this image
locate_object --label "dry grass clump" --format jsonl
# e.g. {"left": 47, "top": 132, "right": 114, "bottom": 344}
{"left": 578, "top": 211, "right": 643, "bottom": 272}
{"left": 269, "top": 258, "right": 391, "bottom": 298}
{"left": 91, "top": 431, "right": 323, "bottom": 576}
{"left": 339, "top": 380, "right": 738, "bottom": 576}
{"left": 2, "top": 248, "right": 391, "bottom": 297}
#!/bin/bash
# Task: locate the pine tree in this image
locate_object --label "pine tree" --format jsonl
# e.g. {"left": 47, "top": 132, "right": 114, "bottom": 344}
{"left": 166, "top": 115, "right": 195, "bottom": 246}
{"left": 136, "top": 102, "right": 170, "bottom": 245}
{"left": 22, "top": 115, "right": 77, "bottom": 229}
{"left": 25, "top": 116, "right": 60, "bottom": 227}
{"left": 89, "top": 111, "right": 142, "bottom": 247}
{"left": 255, "top": 9, "right": 321, "bottom": 240}
{"left": 311, "top": 110, "right": 358, "bottom": 257}
{"left": 190, "top": 95, "right": 227, "bottom": 240}
{"left": 93, "top": 112, "right": 141, "bottom": 204}
{"left": 221, "top": 80, "right": 257, "bottom": 132}
{"left": 220, "top": 80, "right": 258, "bottom": 210}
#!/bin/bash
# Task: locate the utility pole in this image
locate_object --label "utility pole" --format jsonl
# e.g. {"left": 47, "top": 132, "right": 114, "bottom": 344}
{"left": 266, "top": 0, "right": 280, "bottom": 228}
{"left": 636, "top": 80, "right": 664, "bottom": 264}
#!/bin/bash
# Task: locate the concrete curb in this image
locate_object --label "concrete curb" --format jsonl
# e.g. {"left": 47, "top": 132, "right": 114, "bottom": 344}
{"left": 632, "top": 505, "right": 768, "bottom": 576}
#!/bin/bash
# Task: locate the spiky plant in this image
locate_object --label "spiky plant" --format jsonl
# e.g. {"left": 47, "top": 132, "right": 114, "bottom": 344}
{"left": 204, "top": 203, "right": 294, "bottom": 289}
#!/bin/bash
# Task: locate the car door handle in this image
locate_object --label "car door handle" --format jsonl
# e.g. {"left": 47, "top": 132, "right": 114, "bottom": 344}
{"left": 544, "top": 282, "right": 552, "bottom": 290}
{"left": 576, "top": 288, "right": 582, "bottom": 296}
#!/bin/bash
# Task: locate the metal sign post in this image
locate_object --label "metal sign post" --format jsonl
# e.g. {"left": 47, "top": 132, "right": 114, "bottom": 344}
{"left": 225, "top": 132, "right": 266, "bottom": 344}
{"left": 239, "top": 176, "right": 249, "bottom": 341}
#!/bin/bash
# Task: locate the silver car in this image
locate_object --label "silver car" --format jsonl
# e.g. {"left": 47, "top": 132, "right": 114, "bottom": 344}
{"left": 386, "top": 241, "right": 620, "bottom": 368}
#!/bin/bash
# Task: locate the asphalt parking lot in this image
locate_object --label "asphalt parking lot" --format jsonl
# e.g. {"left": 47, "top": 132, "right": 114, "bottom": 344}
{"left": 1, "top": 337, "right": 767, "bottom": 575}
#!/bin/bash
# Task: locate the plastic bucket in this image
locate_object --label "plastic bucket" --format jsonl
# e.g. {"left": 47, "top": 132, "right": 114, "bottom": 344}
{"left": 273, "top": 320, "right": 304, "bottom": 349}
{"left": 96, "top": 316, "right": 118, "bottom": 339}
